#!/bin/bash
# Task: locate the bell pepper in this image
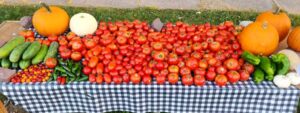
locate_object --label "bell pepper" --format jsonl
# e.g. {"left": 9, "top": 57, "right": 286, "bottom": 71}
{"left": 259, "top": 56, "right": 274, "bottom": 76}
{"left": 253, "top": 67, "right": 265, "bottom": 84}
{"left": 271, "top": 53, "right": 290, "bottom": 75}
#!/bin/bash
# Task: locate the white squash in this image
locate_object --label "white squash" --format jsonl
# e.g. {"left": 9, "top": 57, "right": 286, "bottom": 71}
{"left": 273, "top": 75, "right": 291, "bottom": 88}
{"left": 286, "top": 72, "right": 300, "bottom": 85}
{"left": 70, "top": 13, "right": 98, "bottom": 36}
{"left": 278, "top": 49, "right": 300, "bottom": 70}
{"left": 239, "top": 21, "right": 253, "bottom": 27}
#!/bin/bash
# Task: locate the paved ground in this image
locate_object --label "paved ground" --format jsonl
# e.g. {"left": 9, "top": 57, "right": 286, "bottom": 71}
{"left": 1, "top": 0, "right": 300, "bottom": 14}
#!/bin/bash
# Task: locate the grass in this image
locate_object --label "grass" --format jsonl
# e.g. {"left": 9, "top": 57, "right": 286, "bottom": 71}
{"left": 1, "top": 4, "right": 300, "bottom": 113}
{"left": 1, "top": 5, "right": 300, "bottom": 26}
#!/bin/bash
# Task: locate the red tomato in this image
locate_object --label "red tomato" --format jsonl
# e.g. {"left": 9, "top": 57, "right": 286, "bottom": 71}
{"left": 42, "top": 39, "right": 51, "bottom": 46}
{"left": 199, "top": 60, "right": 208, "bottom": 69}
{"left": 131, "top": 73, "right": 141, "bottom": 84}
{"left": 155, "top": 62, "right": 164, "bottom": 70}
{"left": 84, "top": 38, "right": 97, "bottom": 49}
{"left": 239, "top": 70, "right": 250, "bottom": 81}
{"left": 209, "top": 42, "right": 221, "bottom": 51}
{"left": 48, "top": 35, "right": 58, "bottom": 42}
{"left": 88, "top": 56, "right": 99, "bottom": 68}
{"left": 194, "top": 68, "right": 206, "bottom": 76}
{"left": 116, "top": 36, "right": 127, "bottom": 45}
{"left": 83, "top": 66, "right": 92, "bottom": 75}
{"left": 194, "top": 75, "right": 205, "bottom": 86}
{"left": 26, "top": 37, "right": 35, "bottom": 42}
{"left": 137, "top": 36, "right": 147, "bottom": 44}
{"left": 45, "top": 58, "right": 57, "bottom": 68}
{"left": 175, "top": 46, "right": 185, "bottom": 55}
{"left": 182, "top": 75, "right": 193, "bottom": 86}
{"left": 113, "top": 76, "right": 123, "bottom": 84}
{"left": 242, "top": 63, "right": 255, "bottom": 74}
{"left": 104, "top": 74, "right": 112, "bottom": 84}
{"left": 226, "top": 71, "right": 240, "bottom": 84}
{"left": 168, "top": 73, "right": 179, "bottom": 84}
{"left": 123, "top": 74, "right": 130, "bottom": 83}
{"left": 71, "top": 52, "right": 82, "bottom": 61}
{"left": 108, "top": 61, "right": 117, "bottom": 71}
{"left": 96, "top": 75, "right": 103, "bottom": 84}
{"left": 142, "top": 75, "right": 152, "bottom": 85}
{"left": 168, "top": 53, "right": 179, "bottom": 65}
{"left": 156, "top": 75, "right": 166, "bottom": 85}
{"left": 59, "top": 39, "right": 68, "bottom": 46}
{"left": 89, "top": 74, "right": 96, "bottom": 83}
{"left": 72, "top": 41, "right": 84, "bottom": 51}
{"left": 206, "top": 71, "right": 216, "bottom": 81}
{"left": 185, "top": 58, "right": 198, "bottom": 70}
{"left": 224, "top": 58, "right": 239, "bottom": 70}
{"left": 152, "top": 42, "right": 163, "bottom": 50}
{"left": 153, "top": 51, "right": 165, "bottom": 61}
{"left": 25, "top": 30, "right": 34, "bottom": 38}
{"left": 168, "top": 65, "right": 179, "bottom": 73}
{"left": 216, "top": 66, "right": 227, "bottom": 74}
{"left": 215, "top": 75, "right": 228, "bottom": 87}
{"left": 180, "top": 67, "right": 191, "bottom": 76}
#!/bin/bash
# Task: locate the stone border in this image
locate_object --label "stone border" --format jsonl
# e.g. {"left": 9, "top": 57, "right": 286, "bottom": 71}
{"left": 1, "top": 0, "right": 300, "bottom": 14}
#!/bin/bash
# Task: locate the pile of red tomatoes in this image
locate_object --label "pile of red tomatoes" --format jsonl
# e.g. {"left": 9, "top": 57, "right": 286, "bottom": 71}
{"left": 58, "top": 20, "right": 254, "bottom": 86}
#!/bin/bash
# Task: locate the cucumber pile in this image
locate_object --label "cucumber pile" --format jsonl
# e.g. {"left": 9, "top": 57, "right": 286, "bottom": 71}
{"left": 0, "top": 36, "right": 58, "bottom": 69}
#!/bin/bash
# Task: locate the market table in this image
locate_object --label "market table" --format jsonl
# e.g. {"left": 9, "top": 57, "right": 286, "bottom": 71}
{"left": 0, "top": 81, "right": 300, "bottom": 113}
{"left": 1, "top": 21, "right": 300, "bottom": 113}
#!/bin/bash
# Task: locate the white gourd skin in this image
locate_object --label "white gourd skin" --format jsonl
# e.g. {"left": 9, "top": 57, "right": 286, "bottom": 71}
{"left": 273, "top": 75, "right": 291, "bottom": 88}
{"left": 286, "top": 72, "right": 300, "bottom": 85}
{"left": 70, "top": 13, "right": 98, "bottom": 36}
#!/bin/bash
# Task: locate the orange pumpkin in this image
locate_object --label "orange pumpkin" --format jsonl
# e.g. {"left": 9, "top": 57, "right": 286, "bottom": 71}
{"left": 32, "top": 3, "right": 69, "bottom": 36}
{"left": 239, "top": 21, "right": 279, "bottom": 56}
{"left": 256, "top": 11, "right": 291, "bottom": 42}
{"left": 287, "top": 27, "right": 300, "bottom": 52}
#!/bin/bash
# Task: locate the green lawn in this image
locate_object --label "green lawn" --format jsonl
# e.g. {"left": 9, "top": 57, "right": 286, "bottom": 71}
{"left": 0, "top": 4, "right": 300, "bottom": 113}
{"left": 1, "top": 5, "right": 300, "bottom": 26}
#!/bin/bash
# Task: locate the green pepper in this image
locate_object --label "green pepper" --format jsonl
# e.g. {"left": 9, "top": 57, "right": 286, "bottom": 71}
{"left": 265, "top": 62, "right": 277, "bottom": 81}
{"left": 67, "top": 59, "right": 74, "bottom": 69}
{"left": 259, "top": 56, "right": 274, "bottom": 76}
{"left": 271, "top": 53, "right": 290, "bottom": 75}
{"left": 52, "top": 73, "right": 58, "bottom": 81}
{"left": 241, "top": 51, "right": 260, "bottom": 65}
{"left": 72, "top": 63, "right": 80, "bottom": 73}
{"left": 78, "top": 75, "right": 88, "bottom": 81}
{"left": 69, "top": 76, "right": 76, "bottom": 82}
{"left": 58, "top": 58, "right": 66, "bottom": 66}
{"left": 55, "top": 66, "right": 76, "bottom": 77}
{"left": 253, "top": 68, "right": 265, "bottom": 84}
{"left": 62, "top": 65, "right": 71, "bottom": 72}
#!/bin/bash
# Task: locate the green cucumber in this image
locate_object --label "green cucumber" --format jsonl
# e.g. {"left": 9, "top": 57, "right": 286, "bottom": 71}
{"left": 0, "top": 36, "right": 25, "bottom": 59}
{"left": 1, "top": 57, "right": 11, "bottom": 68}
{"left": 19, "top": 60, "right": 31, "bottom": 69}
{"left": 12, "top": 62, "right": 19, "bottom": 69}
{"left": 44, "top": 42, "right": 58, "bottom": 62}
{"left": 32, "top": 44, "right": 48, "bottom": 64}
{"left": 9, "top": 42, "right": 30, "bottom": 62}
{"left": 22, "top": 41, "right": 41, "bottom": 60}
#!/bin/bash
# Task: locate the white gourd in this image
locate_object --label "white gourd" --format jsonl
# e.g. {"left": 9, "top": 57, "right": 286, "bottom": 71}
{"left": 70, "top": 13, "right": 98, "bottom": 36}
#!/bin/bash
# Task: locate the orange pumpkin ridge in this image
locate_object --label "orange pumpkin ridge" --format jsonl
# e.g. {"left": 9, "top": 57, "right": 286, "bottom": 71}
{"left": 288, "top": 27, "right": 300, "bottom": 52}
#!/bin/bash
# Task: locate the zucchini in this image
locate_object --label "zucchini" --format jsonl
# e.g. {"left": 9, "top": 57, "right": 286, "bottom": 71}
{"left": 32, "top": 44, "right": 48, "bottom": 64}
{"left": 19, "top": 60, "right": 31, "bottom": 69}
{"left": 44, "top": 42, "right": 58, "bottom": 62}
{"left": 1, "top": 57, "right": 11, "bottom": 68}
{"left": 0, "top": 36, "right": 25, "bottom": 59}
{"left": 22, "top": 41, "right": 41, "bottom": 60}
{"left": 9, "top": 42, "right": 30, "bottom": 62}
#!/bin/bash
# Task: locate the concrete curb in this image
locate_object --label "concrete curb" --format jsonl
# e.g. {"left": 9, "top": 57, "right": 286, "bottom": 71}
{"left": 1, "top": 0, "right": 300, "bottom": 15}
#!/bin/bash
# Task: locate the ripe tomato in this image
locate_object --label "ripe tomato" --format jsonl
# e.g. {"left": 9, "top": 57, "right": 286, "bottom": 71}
{"left": 88, "top": 56, "right": 99, "bottom": 68}
{"left": 153, "top": 51, "right": 165, "bottom": 61}
{"left": 60, "top": 48, "right": 72, "bottom": 59}
{"left": 182, "top": 75, "right": 193, "bottom": 86}
{"left": 208, "top": 58, "right": 217, "bottom": 66}
{"left": 104, "top": 74, "right": 112, "bottom": 84}
{"left": 83, "top": 66, "right": 92, "bottom": 75}
{"left": 152, "top": 42, "right": 163, "bottom": 50}
{"left": 72, "top": 41, "right": 84, "bottom": 51}
{"left": 239, "top": 70, "right": 250, "bottom": 81}
{"left": 168, "top": 73, "right": 179, "bottom": 84}
{"left": 89, "top": 74, "right": 96, "bottom": 83}
{"left": 113, "top": 76, "right": 123, "bottom": 84}
{"left": 168, "top": 53, "right": 179, "bottom": 65}
{"left": 156, "top": 75, "right": 166, "bottom": 85}
{"left": 71, "top": 52, "right": 82, "bottom": 61}
{"left": 116, "top": 36, "right": 127, "bottom": 45}
{"left": 48, "top": 35, "right": 58, "bottom": 42}
{"left": 175, "top": 46, "right": 185, "bottom": 55}
{"left": 84, "top": 38, "right": 97, "bottom": 49}
{"left": 168, "top": 65, "right": 179, "bottom": 73}
{"left": 108, "top": 61, "right": 117, "bottom": 71}
{"left": 226, "top": 71, "right": 240, "bottom": 84}
{"left": 185, "top": 58, "right": 198, "bottom": 70}
{"left": 209, "top": 42, "right": 221, "bottom": 51}
{"left": 59, "top": 39, "right": 68, "bottom": 46}
{"left": 142, "top": 75, "right": 152, "bottom": 85}
{"left": 45, "top": 58, "right": 57, "bottom": 68}
{"left": 206, "top": 71, "right": 216, "bottom": 81}
{"left": 224, "top": 58, "right": 239, "bottom": 70}
{"left": 194, "top": 68, "right": 206, "bottom": 76}
{"left": 42, "top": 39, "right": 51, "bottom": 46}
{"left": 180, "top": 67, "right": 191, "bottom": 76}
{"left": 131, "top": 73, "right": 141, "bottom": 84}
{"left": 194, "top": 75, "right": 205, "bottom": 86}
{"left": 26, "top": 37, "right": 35, "bottom": 42}
{"left": 215, "top": 75, "right": 228, "bottom": 87}
{"left": 96, "top": 75, "right": 103, "bottom": 84}
{"left": 242, "top": 63, "right": 255, "bottom": 74}
{"left": 216, "top": 66, "right": 227, "bottom": 74}
{"left": 198, "top": 60, "right": 208, "bottom": 69}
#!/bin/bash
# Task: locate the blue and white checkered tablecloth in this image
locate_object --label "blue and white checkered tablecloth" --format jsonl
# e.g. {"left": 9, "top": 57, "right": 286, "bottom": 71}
{"left": 0, "top": 81, "right": 299, "bottom": 113}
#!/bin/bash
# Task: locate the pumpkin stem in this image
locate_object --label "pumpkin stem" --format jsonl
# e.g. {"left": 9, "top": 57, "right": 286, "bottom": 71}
{"left": 40, "top": 2, "right": 51, "bottom": 13}
{"left": 262, "top": 21, "right": 268, "bottom": 29}
{"left": 271, "top": 0, "right": 282, "bottom": 14}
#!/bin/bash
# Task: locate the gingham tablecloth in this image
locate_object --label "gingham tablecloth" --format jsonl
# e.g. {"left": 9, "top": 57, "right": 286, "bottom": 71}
{"left": 0, "top": 81, "right": 299, "bottom": 113}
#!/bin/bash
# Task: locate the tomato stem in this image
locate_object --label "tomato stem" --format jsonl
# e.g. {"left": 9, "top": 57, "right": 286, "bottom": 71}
{"left": 40, "top": 2, "right": 51, "bottom": 13}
